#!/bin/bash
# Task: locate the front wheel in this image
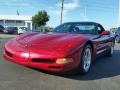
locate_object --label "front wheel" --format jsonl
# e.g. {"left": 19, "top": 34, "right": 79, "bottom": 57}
{"left": 79, "top": 45, "right": 92, "bottom": 74}
{"left": 106, "top": 41, "right": 114, "bottom": 57}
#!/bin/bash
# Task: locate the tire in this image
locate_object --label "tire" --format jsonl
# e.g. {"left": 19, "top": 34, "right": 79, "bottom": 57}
{"left": 79, "top": 45, "right": 92, "bottom": 74}
{"left": 115, "top": 36, "right": 120, "bottom": 43}
{"left": 106, "top": 41, "right": 114, "bottom": 57}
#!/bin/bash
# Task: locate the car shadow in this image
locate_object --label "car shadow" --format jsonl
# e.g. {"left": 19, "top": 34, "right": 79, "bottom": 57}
{"left": 29, "top": 50, "right": 120, "bottom": 81}
{"left": 66, "top": 50, "right": 120, "bottom": 80}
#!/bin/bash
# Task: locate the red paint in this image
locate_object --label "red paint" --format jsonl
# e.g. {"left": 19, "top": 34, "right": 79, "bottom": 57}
{"left": 3, "top": 26, "right": 114, "bottom": 73}
{"left": 101, "top": 31, "right": 110, "bottom": 35}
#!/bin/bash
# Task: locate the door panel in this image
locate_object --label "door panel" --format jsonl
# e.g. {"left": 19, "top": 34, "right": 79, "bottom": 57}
{"left": 93, "top": 35, "right": 111, "bottom": 55}
{"left": 92, "top": 24, "right": 111, "bottom": 55}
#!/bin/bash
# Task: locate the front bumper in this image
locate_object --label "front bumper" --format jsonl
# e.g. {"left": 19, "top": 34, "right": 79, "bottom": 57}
{"left": 3, "top": 48, "right": 77, "bottom": 73}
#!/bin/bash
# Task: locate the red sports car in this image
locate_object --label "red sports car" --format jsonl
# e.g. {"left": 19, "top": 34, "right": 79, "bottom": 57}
{"left": 3, "top": 22, "right": 115, "bottom": 74}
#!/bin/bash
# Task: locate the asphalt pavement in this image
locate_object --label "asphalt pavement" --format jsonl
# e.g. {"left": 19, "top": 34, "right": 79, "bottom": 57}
{"left": 0, "top": 35, "right": 120, "bottom": 90}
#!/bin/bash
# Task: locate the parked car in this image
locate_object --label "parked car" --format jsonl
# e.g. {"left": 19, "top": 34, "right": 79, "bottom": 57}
{"left": 3, "top": 22, "right": 115, "bottom": 74}
{"left": 110, "top": 28, "right": 117, "bottom": 35}
{"left": 18, "top": 27, "right": 28, "bottom": 35}
{"left": 4, "top": 27, "right": 18, "bottom": 34}
{"left": 115, "top": 27, "right": 120, "bottom": 43}
{"left": 0, "top": 25, "right": 4, "bottom": 32}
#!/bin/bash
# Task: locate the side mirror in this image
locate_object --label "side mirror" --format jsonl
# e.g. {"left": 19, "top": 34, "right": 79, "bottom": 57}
{"left": 101, "top": 31, "right": 110, "bottom": 35}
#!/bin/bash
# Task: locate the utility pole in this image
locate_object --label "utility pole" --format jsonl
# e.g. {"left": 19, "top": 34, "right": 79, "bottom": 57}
{"left": 60, "top": 0, "right": 64, "bottom": 24}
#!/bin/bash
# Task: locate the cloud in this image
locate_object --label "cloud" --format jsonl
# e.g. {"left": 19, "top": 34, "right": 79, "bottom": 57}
{"left": 57, "top": 0, "right": 80, "bottom": 15}
{"left": 49, "top": 0, "right": 80, "bottom": 16}
{"left": 57, "top": 0, "right": 79, "bottom": 11}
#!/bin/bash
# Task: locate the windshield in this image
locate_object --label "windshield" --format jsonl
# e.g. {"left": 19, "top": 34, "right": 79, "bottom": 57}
{"left": 53, "top": 23, "right": 96, "bottom": 34}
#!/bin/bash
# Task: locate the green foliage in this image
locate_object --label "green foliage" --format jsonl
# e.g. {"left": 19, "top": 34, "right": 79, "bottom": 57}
{"left": 32, "top": 10, "right": 49, "bottom": 27}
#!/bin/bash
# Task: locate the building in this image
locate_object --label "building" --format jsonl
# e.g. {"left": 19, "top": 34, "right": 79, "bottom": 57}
{"left": 0, "top": 15, "right": 33, "bottom": 31}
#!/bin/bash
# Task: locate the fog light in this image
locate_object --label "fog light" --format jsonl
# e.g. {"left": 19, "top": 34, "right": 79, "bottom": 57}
{"left": 56, "top": 58, "right": 73, "bottom": 64}
{"left": 21, "top": 52, "right": 29, "bottom": 58}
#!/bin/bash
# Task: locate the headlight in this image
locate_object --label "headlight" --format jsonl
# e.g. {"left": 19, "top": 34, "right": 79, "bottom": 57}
{"left": 56, "top": 58, "right": 73, "bottom": 64}
{"left": 21, "top": 52, "right": 29, "bottom": 58}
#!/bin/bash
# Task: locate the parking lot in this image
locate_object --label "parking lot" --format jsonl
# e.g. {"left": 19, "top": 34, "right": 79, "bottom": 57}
{"left": 0, "top": 34, "right": 120, "bottom": 90}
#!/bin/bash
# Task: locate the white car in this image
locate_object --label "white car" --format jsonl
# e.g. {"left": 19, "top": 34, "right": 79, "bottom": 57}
{"left": 18, "top": 27, "right": 28, "bottom": 34}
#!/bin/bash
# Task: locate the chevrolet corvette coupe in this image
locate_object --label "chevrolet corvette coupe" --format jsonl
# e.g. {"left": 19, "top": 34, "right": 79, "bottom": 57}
{"left": 3, "top": 22, "right": 115, "bottom": 74}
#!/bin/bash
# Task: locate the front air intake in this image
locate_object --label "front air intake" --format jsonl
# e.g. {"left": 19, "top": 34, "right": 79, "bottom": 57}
{"left": 5, "top": 50, "right": 13, "bottom": 57}
{"left": 31, "top": 58, "right": 55, "bottom": 63}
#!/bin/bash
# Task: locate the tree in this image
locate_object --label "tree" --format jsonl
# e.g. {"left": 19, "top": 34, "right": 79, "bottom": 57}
{"left": 32, "top": 10, "right": 49, "bottom": 27}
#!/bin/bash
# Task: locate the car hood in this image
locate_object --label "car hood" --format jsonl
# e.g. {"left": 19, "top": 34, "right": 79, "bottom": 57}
{"left": 16, "top": 32, "right": 92, "bottom": 56}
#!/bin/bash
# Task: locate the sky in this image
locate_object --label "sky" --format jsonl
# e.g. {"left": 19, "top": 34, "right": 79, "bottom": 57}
{"left": 0, "top": 0, "right": 119, "bottom": 29}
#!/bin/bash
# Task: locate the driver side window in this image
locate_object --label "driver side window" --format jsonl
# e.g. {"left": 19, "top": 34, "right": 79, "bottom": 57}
{"left": 97, "top": 25, "right": 104, "bottom": 34}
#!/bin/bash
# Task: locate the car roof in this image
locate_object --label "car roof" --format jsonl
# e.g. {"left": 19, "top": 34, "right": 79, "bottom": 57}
{"left": 63, "top": 22, "right": 100, "bottom": 25}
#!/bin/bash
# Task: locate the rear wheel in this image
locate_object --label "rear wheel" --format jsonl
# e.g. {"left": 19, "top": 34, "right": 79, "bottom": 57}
{"left": 115, "top": 36, "right": 120, "bottom": 43}
{"left": 79, "top": 45, "right": 92, "bottom": 74}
